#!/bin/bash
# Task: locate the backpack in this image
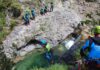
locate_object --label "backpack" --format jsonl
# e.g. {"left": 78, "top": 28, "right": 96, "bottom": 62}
{"left": 88, "top": 37, "right": 100, "bottom": 51}
{"left": 80, "top": 37, "right": 100, "bottom": 57}
{"left": 87, "top": 37, "right": 100, "bottom": 59}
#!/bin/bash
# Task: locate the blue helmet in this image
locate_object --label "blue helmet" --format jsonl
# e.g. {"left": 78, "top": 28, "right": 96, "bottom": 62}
{"left": 40, "top": 39, "right": 47, "bottom": 45}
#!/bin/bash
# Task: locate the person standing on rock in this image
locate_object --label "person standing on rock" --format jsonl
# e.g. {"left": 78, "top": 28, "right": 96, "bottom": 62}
{"left": 44, "top": 5, "right": 48, "bottom": 14}
{"left": 40, "top": 39, "right": 54, "bottom": 64}
{"left": 50, "top": 2, "right": 54, "bottom": 12}
{"left": 40, "top": 8, "right": 45, "bottom": 15}
{"left": 80, "top": 26, "right": 100, "bottom": 70}
{"left": 23, "top": 7, "right": 31, "bottom": 25}
{"left": 47, "top": 3, "right": 51, "bottom": 12}
{"left": 39, "top": 0, "right": 46, "bottom": 15}
{"left": 31, "top": 8, "right": 36, "bottom": 20}
{"left": 23, "top": 11, "right": 30, "bottom": 25}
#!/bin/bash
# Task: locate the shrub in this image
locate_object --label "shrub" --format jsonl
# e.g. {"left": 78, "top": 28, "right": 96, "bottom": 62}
{"left": 11, "top": 2, "right": 21, "bottom": 18}
{"left": 0, "top": 25, "right": 3, "bottom": 32}
{"left": 92, "top": 19, "right": 98, "bottom": 25}
{"left": 80, "top": 19, "right": 100, "bottom": 26}
{"left": 0, "top": 29, "right": 9, "bottom": 44}
{"left": 10, "top": 19, "right": 17, "bottom": 30}
{"left": 0, "top": 0, "right": 12, "bottom": 11}
{"left": 80, "top": 20, "right": 91, "bottom": 25}
{"left": 0, "top": 46, "right": 14, "bottom": 70}
{"left": 86, "top": 13, "right": 92, "bottom": 18}
{"left": 47, "top": 64, "right": 68, "bottom": 70}
{"left": 0, "top": 12, "right": 6, "bottom": 26}
{"left": 96, "top": 10, "right": 100, "bottom": 16}
{"left": 31, "top": 64, "right": 68, "bottom": 70}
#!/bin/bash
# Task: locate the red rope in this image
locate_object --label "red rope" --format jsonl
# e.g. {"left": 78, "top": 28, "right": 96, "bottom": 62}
{"left": 78, "top": 63, "right": 81, "bottom": 70}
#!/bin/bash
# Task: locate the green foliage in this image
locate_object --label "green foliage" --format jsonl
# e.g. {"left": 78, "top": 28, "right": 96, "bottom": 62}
{"left": 0, "top": 0, "right": 12, "bottom": 11}
{"left": 31, "top": 64, "right": 68, "bottom": 70}
{"left": 81, "top": 20, "right": 91, "bottom": 25}
{"left": 0, "top": 28, "right": 10, "bottom": 44}
{"left": 0, "top": 0, "right": 21, "bottom": 42}
{"left": 0, "top": 12, "right": 7, "bottom": 44}
{"left": 0, "top": 11, "right": 10, "bottom": 44}
{"left": 80, "top": 19, "right": 100, "bottom": 25}
{"left": 0, "top": 46, "right": 14, "bottom": 70}
{"left": 86, "top": 13, "right": 92, "bottom": 18}
{"left": 14, "top": 50, "right": 48, "bottom": 70}
{"left": 10, "top": 1, "right": 21, "bottom": 18}
{"left": 0, "top": 0, "right": 21, "bottom": 17}
{"left": 0, "top": 0, "right": 21, "bottom": 10}
{"left": 92, "top": 19, "right": 98, "bottom": 25}
{"left": 11, "top": 2, "right": 21, "bottom": 10}
{"left": 96, "top": 11, "right": 100, "bottom": 16}
{"left": 14, "top": 49, "right": 68, "bottom": 70}
{"left": 48, "top": 64, "right": 68, "bottom": 70}
{"left": 0, "top": 0, "right": 21, "bottom": 44}
{"left": 0, "top": 12, "right": 6, "bottom": 26}
{"left": 10, "top": 19, "right": 17, "bottom": 30}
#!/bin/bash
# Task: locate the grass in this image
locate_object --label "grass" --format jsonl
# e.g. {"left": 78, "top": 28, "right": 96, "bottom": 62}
{"left": 30, "top": 64, "right": 68, "bottom": 70}
{"left": 14, "top": 48, "right": 68, "bottom": 70}
{"left": 0, "top": 12, "right": 6, "bottom": 26}
{"left": 10, "top": 19, "right": 17, "bottom": 30}
{"left": 0, "top": 12, "right": 9, "bottom": 44}
{"left": 0, "top": 29, "right": 9, "bottom": 44}
{"left": 0, "top": 12, "right": 17, "bottom": 44}
{"left": 14, "top": 50, "right": 49, "bottom": 70}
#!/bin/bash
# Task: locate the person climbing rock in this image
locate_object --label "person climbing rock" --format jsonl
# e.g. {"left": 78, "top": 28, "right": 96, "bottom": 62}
{"left": 23, "top": 11, "right": 30, "bottom": 25}
{"left": 50, "top": 2, "right": 54, "bottom": 12}
{"left": 40, "top": 8, "right": 44, "bottom": 15}
{"left": 44, "top": 5, "right": 48, "bottom": 14}
{"left": 23, "top": 7, "right": 31, "bottom": 25}
{"left": 80, "top": 26, "right": 100, "bottom": 70}
{"left": 45, "top": 43, "right": 54, "bottom": 64}
{"left": 31, "top": 8, "right": 35, "bottom": 20}
{"left": 40, "top": 39, "right": 54, "bottom": 64}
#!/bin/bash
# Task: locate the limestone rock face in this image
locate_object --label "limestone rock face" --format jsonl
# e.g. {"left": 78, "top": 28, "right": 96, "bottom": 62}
{"left": 3, "top": 0, "right": 82, "bottom": 58}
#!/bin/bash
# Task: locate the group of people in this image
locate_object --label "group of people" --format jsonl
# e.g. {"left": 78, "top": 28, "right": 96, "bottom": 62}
{"left": 23, "top": 8, "right": 34, "bottom": 25}
{"left": 22, "top": 1, "right": 100, "bottom": 68}
{"left": 40, "top": 2, "right": 54, "bottom": 15}
{"left": 23, "top": 2, "right": 54, "bottom": 25}
{"left": 36, "top": 26, "right": 100, "bottom": 69}
{"left": 41, "top": 25, "right": 100, "bottom": 69}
